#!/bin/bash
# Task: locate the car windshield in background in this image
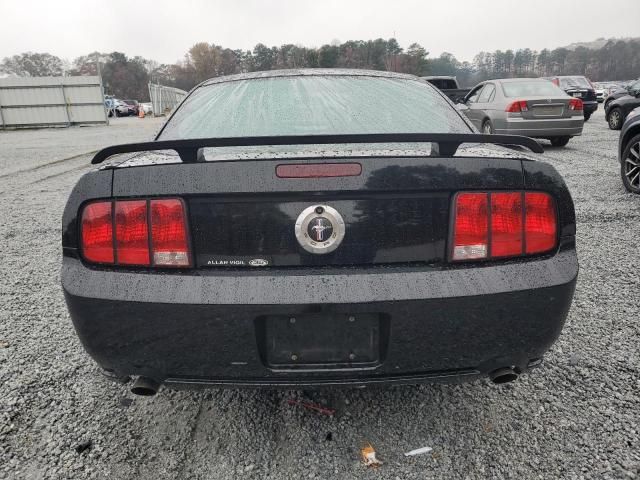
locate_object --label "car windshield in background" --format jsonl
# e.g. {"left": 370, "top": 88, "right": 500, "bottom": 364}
{"left": 502, "top": 80, "right": 566, "bottom": 97}
{"left": 159, "top": 74, "right": 470, "bottom": 141}
{"left": 559, "top": 76, "right": 591, "bottom": 89}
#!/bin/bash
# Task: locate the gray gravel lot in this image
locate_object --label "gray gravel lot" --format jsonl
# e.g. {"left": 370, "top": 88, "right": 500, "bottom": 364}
{"left": 1, "top": 111, "right": 639, "bottom": 480}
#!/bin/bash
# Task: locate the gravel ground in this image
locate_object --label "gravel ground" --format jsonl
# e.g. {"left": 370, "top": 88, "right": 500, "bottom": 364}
{"left": 0, "top": 111, "right": 638, "bottom": 480}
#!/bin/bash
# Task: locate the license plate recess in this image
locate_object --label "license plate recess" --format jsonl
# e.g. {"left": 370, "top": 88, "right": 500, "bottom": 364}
{"left": 258, "top": 313, "right": 385, "bottom": 368}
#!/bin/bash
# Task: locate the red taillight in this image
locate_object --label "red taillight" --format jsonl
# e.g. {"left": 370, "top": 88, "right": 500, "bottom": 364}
{"left": 452, "top": 193, "right": 488, "bottom": 260}
{"left": 150, "top": 199, "right": 190, "bottom": 267}
{"left": 525, "top": 192, "right": 557, "bottom": 255}
{"left": 452, "top": 191, "right": 557, "bottom": 261}
{"left": 490, "top": 192, "right": 523, "bottom": 257}
{"left": 115, "top": 200, "right": 149, "bottom": 265}
{"left": 276, "top": 163, "right": 362, "bottom": 178}
{"left": 80, "top": 198, "right": 190, "bottom": 268}
{"left": 505, "top": 100, "right": 529, "bottom": 113}
{"left": 81, "top": 201, "right": 114, "bottom": 264}
{"left": 569, "top": 98, "right": 583, "bottom": 111}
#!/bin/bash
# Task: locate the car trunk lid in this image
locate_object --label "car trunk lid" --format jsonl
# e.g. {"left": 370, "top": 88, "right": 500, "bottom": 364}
{"left": 111, "top": 152, "right": 526, "bottom": 268}
{"left": 564, "top": 88, "right": 596, "bottom": 102}
{"left": 519, "top": 96, "right": 575, "bottom": 119}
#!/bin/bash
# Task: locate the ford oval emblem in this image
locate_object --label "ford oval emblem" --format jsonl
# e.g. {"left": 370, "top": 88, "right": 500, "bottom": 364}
{"left": 248, "top": 258, "right": 269, "bottom": 267}
{"left": 295, "top": 205, "right": 346, "bottom": 254}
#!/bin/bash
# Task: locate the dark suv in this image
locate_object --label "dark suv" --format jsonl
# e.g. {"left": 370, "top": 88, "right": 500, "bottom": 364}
{"left": 548, "top": 76, "right": 598, "bottom": 121}
{"left": 604, "top": 79, "right": 640, "bottom": 110}
{"left": 605, "top": 84, "right": 640, "bottom": 130}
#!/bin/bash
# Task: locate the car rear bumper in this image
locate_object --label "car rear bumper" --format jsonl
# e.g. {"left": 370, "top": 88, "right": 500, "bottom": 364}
{"left": 583, "top": 101, "right": 598, "bottom": 114}
{"left": 495, "top": 117, "right": 584, "bottom": 138}
{"left": 62, "top": 241, "right": 578, "bottom": 388}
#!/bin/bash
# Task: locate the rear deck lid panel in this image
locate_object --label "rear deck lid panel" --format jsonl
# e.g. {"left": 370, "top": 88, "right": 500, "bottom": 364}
{"left": 111, "top": 154, "right": 525, "bottom": 196}
{"left": 189, "top": 196, "right": 449, "bottom": 267}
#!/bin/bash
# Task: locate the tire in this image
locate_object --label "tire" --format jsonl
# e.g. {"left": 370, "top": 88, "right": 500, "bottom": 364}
{"left": 608, "top": 107, "right": 623, "bottom": 130}
{"left": 550, "top": 136, "right": 571, "bottom": 147}
{"left": 621, "top": 133, "right": 640, "bottom": 194}
{"left": 584, "top": 112, "right": 591, "bottom": 122}
{"left": 482, "top": 120, "right": 493, "bottom": 134}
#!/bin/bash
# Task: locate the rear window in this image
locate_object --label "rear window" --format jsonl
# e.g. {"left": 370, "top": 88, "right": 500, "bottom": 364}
{"left": 159, "top": 75, "right": 470, "bottom": 140}
{"left": 559, "top": 76, "right": 591, "bottom": 89}
{"left": 502, "top": 81, "right": 566, "bottom": 98}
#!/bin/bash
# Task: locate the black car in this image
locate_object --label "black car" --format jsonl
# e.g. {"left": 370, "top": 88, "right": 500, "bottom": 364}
{"left": 604, "top": 79, "right": 640, "bottom": 110}
{"left": 618, "top": 107, "right": 640, "bottom": 193}
{"left": 61, "top": 70, "right": 578, "bottom": 396}
{"left": 605, "top": 88, "right": 640, "bottom": 130}
{"left": 421, "top": 75, "right": 470, "bottom": 103}
{"left": 548, "top": 76, "right": 598, "bottom": 121}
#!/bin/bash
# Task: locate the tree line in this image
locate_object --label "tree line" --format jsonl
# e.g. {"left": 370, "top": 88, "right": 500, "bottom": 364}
{"left": 473, "top": 39, "right": 640, "bottom": 82}
{"left": 1, "top": 37, "right": 639, "bottom": 101}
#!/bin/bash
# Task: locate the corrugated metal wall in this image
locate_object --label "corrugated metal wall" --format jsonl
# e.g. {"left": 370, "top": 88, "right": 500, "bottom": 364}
{"left": 148, "top": 83, "right": 187, "bottom": 117}
{"left": 0, "top": 76, "right": 108, "bottom": 128}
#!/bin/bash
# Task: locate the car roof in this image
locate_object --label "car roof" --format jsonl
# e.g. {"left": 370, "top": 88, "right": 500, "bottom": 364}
{"left": 490, "top": 78, "right": 549, "bottom": 84}
{"left": 199, "top": 69, "right": 420, "bottom": 88}
{"left": 421, "top": 76, "right": 456, "bottom": 80}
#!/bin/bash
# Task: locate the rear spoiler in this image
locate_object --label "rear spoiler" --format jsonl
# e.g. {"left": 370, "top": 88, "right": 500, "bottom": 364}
{"left": 91, "top": 133, "right": 543, "bottom": 165}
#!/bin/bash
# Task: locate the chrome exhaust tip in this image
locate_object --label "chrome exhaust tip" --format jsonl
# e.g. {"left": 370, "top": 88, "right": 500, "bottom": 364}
{"left": 489, "top": 367, "right": 519, "bottom": 384}
{"left": 131, "top": 376, "right": 161, "bottom": 396}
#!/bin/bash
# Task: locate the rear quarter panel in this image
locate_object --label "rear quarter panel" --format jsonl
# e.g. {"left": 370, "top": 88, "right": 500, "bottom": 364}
{"left": 523, "top": 161, "right": 576, "bottom": 239}
{"left": 62, "top": 169, "right": 112, "bottom": 253}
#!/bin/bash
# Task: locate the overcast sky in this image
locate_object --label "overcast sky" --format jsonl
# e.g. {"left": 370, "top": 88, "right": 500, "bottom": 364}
{"left": 2, "top": 0, "right": 639, "bottom": 64}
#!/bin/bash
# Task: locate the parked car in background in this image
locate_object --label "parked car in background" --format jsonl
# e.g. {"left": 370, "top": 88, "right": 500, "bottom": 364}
{"left": 604, "top": 83, "right": 622, "bottom": 96}
{"left": 61, "top": 69, "right": 577, "bottom": 395}
{"left": 107, "top": 99, "right": 127, "bottom": 117}
{"left": 118, "top": 101, "right": 130, "bottom": 116}
{"left": 458, "top": 78, "right": 584, "bottom": 147}
{"left": 121, "top": 100, "right": 139, "bottom": 116}
{"left": 104, "top": 96, "right": 125, "bottom": 118}
{"left": 140, "top": 102, "right": 153, "bottom": 115}
{"left": 547, "top": 76, "right": 598, "bottom": 121}
{"left": 595, "top": 87, "right": 606, "bottom": 103}
{"left": 604, "top": 78, "right": 640, "bottom": 109}
{"left": 618, "top": 107, "right": 640, "bottom": 193}
{"left": 605, "top": 88, "right": 640, "bottom": 130}
{"left": 422, "top": 76, "right": 470, "bottom": 104}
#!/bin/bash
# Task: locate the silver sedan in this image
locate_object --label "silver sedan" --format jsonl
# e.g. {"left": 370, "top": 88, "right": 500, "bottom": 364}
{"left": 458, "top": 78, "right": 584, "bottom": 147}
